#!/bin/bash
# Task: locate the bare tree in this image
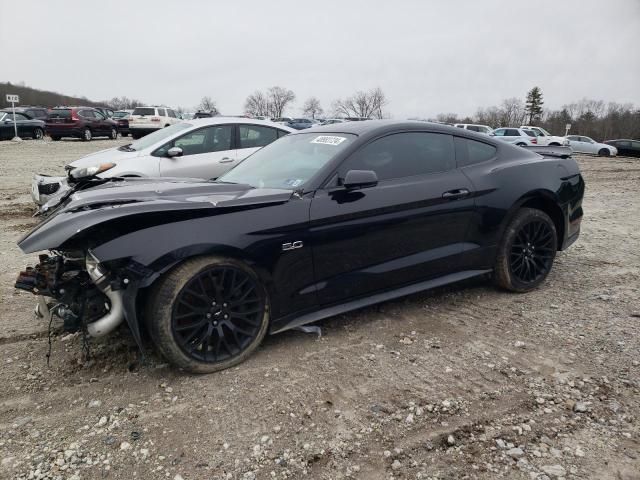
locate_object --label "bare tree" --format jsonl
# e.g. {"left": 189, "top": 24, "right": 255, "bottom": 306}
{"left": 198, "top": 96, "right": 219, "bottom": 114}
{"left": 499, "top": 97, "right": 526, "bottom": 127}
{"left": 302, "top": 97, "right": 323, "bottom": 119}
{"left": 244, "top": 90, "right": 271, "bottom": 117}
{"left": 332, "top": 87, "right": 388, "bottom": 119}
{"left": 267, "top": 86, "right": 295, "bottom": 118}
{"left": 105, "top": 96, "right": 143, "bottom": 110}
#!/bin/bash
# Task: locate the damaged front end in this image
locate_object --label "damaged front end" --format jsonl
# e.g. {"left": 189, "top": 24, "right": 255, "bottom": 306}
{"left": 15, "top": 250, "right": 133, "bottom": 339}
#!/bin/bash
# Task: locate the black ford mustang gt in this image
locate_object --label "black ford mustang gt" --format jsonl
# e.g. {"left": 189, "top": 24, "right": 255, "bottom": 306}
{"left": 15, "top": 121, "right": 584, "bottom": 373}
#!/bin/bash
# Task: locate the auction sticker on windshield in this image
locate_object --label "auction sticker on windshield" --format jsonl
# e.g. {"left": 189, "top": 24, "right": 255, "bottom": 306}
{"left": 311, "top": 136, "right": 347, "bottom": 146}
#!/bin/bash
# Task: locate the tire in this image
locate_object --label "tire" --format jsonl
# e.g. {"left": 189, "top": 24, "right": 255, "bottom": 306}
{"left": 110, "top": 127, "right": 117, "bottom": 140}
{"left": 494, "top": 208, "right": 557, "bottom": 292}
{"left": 598, "top": 148, "right": 610, "bottom": 157}
{"left": 32, "top": 127, "right": 44, "bottom": 140}
{"left": 131, "top": 132, "right": 141, "bottom": 139}
{"left": 51, "top": 136, "right": 61, "bottom": 141}
{"left": 146, "top": 256, "right": 269, "bottom": 373}
{"left": 82, "top": 128, "right": 92, "bottom": 142}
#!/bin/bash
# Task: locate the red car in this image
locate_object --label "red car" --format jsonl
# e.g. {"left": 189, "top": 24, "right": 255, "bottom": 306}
{"left": 46, "top": 107, "right": 118, "bottom": 141}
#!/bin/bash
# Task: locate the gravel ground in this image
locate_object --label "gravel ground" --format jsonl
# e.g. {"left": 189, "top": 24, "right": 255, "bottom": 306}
{"left": 0, "top": 138, "right": 638, "bottom": 480}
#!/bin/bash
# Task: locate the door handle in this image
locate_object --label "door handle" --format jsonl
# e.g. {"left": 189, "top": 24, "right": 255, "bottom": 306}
{"left": 219, "top": 157, "right": 234, "bottom": 163}
{"left": 442, "top": 188, "right": 470, "bottom": 200}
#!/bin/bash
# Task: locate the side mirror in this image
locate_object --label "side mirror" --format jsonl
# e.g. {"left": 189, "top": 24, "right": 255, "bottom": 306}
{"left": 167, "top": 146, "right": 183, "bottom": 158}
{"left": 343, "top": 170, "right": 378, "bottom": 190}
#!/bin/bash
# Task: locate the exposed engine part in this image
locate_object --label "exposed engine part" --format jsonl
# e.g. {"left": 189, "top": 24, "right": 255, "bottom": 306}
{"left": 15, "top": 253, "right": 122, "bottom": 337}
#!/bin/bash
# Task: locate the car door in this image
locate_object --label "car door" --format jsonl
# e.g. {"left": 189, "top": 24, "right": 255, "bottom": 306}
{"left": 158, "top": 124, "right": 236, "bottom": 179}
{"left": 236, "top": 124, "right": 283, "bottom": 162}
{"left": 93, "top": 110, "right": 109, "bottom": 135}
{"left": 309, "top": 131, "right": 475, "bottom": 305}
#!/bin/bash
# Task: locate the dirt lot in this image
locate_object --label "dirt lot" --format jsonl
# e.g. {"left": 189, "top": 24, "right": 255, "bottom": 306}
{"left": 0, "top": 138, "right": 638, "bottom": 480}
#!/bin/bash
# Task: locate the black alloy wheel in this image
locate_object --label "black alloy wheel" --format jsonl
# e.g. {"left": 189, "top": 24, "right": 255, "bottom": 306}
{"left": 494, "top": 208, "right": 557, "bottom": 292}
{"left": 508, "top": 219, "right": 555, "bottom": 284}
{"left": 147, "top": 256, "right": 269, "bottom": 373}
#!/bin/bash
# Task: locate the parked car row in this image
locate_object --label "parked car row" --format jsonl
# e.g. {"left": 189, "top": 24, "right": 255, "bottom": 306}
{"left": 17, "top": 120, "right": 585, "bottom": 373}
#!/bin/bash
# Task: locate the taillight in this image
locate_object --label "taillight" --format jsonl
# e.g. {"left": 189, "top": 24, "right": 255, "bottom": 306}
{"left": 71, "top": 111, "right": 80, "bottom": 122}
{"left": 151, "top": 117, "right": 160, "bottom": 122}
{"left": 531, "top": 138, "right": 537, "bottom": 144}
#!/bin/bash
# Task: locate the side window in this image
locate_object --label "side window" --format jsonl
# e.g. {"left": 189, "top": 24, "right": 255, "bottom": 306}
{"left": 158, "top": 125, "right": 233, "bottom": 156}
{"left": 79, "top": 110, "right": 94, "bottom": 118}
{"left": 493, "top": 129, "right": 505, "bottom": 136}
{"left": 239, "top": 125, "right": 279, "bottom": 149}
{"left": 168, "top": 109, "right": 176, "bottom": 118}
{"left": 467, "top": 125, "right": 480, "bottom": 132}
{"left": 9, "top": 113, "right": 28, "bottom": 120}
{"left": 505, "top": 129, "right": 519, "bottom": 136}
{"left": 339, "top": 132, "right": 455, "bottom": 182}
{"left": 277, "top": 129, "right": 289, "bottom": 138}
{"left": 157, "top": 108, "right": 166, "bottom": 117}
{"left": 454, "top": 137, "right": 497, "bottom": 167}
{"left": 94, "top": 111, "right": 106, "bottom": 120}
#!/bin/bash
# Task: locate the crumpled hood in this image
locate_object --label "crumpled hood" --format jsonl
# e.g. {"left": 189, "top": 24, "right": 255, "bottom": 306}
{"left": 18, "top": 178, "right": 294, "bottom": 253}
{"left": 69, "top": 147, "right": 140, "bottom": 168}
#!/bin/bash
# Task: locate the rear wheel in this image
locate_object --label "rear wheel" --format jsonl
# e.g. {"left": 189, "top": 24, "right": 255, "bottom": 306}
{"left": 146, "top": 256, "right": 269, "bottom": 373}
{"left": 598, "top": 148, "right": 610, "bottom": 157}
{"left": 110, "top": 127, "right": 117, "bottom": 140}
{"left": 82, "top": 128, "right": 92, "bottom": 141}
{"left": 494, "top": 208, "right": 557, "bottom": 292}
{"left": 32, "top": 128, "right": 43, "bottom": 140}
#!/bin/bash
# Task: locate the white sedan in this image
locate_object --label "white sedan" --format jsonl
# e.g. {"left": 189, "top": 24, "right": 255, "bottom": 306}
{"left": 32, "top": 117, "right": 294, "bottom": 206}
{"left": 565, "top": 135, "right": 617, "bottom": 156}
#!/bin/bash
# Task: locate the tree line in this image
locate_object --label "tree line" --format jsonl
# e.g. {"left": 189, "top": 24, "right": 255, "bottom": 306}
{"left": 431, "top": 87, "right": 640, "bottom": 141}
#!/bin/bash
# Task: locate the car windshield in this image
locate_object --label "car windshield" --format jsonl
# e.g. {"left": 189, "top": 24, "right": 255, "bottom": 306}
{"left": 219, "top": 132, "right": 356, "bottom": 190}
{"left": 129, "top": 122, "right": 192, "bottom": 151}
{"left": 536, "top": 127, "right": 551, "bottom": 136}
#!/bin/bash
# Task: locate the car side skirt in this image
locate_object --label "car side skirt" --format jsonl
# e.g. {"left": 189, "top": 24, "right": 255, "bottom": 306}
{"left": 269, "top": 269, "right": 491, "bottom": 334}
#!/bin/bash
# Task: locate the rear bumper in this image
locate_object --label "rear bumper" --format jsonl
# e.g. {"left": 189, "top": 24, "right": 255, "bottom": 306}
{"left": 129, "top": 127, "right": 161, "bottom": 135}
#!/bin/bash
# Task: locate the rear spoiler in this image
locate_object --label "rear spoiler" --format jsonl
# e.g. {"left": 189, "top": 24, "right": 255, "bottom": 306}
{"left": 521, "top": 145, "right": 573, "bottom": 159}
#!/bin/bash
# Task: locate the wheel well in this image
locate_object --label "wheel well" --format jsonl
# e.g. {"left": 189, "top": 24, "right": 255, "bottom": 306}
{"left": 519, "top": 196, "right": 564, "bottom": 249}
{"left": 549, "top": 142, "right": 560, "bottom": 146}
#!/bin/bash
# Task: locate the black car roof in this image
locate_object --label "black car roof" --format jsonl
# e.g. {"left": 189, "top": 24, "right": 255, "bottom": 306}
{"left": 299, "top": 119, "right": 490, "bottom": 139}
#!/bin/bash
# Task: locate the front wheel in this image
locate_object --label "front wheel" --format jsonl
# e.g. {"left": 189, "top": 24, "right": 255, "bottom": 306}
{"left": 82, "top": 128, "right": 92, "bottom": 141}
{"left": 494, "top": 208, "right": 557, "bottom": 292}
{"left": 110, "top": 127, "right": 117, "bottom": 140}
{"left": 146, "top": 256, "right": 269, "bottom": 373}
{"left": 32, "top": 127, "right": 44, "bottom": 140}
{"left": 598, "top": 148, "right": 610, "bottom": 157}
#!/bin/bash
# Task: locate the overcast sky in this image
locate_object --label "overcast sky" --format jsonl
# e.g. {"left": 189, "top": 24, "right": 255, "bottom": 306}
{"left": 1, "top": 0, "right": 639, "bottom": 118}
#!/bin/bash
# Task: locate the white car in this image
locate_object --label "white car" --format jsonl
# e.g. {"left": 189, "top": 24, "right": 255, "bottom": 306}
{"left": 520, "top": 126, "right": 569, "bottom": 146}
{"left": 491, "top": 127, "right": 537, "bottom": 146}
{"left": 565, "top": 135, "right": 618, "bottom": 156}
{"left": 129, "top": 106, "right": 182, "bottom": 139}
{"left": 32, "top": 118, "right": 294, "bottom": 208}
{"left": 454, "top": 123, "right": 493, "bottom": 135}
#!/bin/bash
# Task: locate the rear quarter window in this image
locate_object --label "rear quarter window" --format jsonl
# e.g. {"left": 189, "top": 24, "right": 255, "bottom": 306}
{"left": 455, "top": 137, "right": 497, "bottom": 167}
